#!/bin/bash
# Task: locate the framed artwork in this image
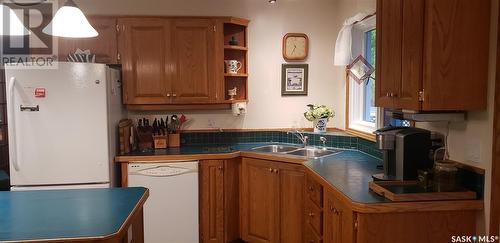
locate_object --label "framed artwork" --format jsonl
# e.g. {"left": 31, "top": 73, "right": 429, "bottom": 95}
{"left": 281, "top": 64, "right": 308, "bottom": 95}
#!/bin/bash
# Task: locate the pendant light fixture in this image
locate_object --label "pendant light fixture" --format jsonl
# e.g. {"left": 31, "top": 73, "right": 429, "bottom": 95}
{"left": 42, "top": 0, "right": 98, "bottom": 38}
{"left": 0, "top": 4, "right": 30, "bottom": 36}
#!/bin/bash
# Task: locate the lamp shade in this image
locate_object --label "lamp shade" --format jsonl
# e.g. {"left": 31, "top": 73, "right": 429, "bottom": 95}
{"left": 0, "top": 4, "right": 30, "bottom": 36}
{"left": 42, "top": 0, "right": 97, "bottom": 38}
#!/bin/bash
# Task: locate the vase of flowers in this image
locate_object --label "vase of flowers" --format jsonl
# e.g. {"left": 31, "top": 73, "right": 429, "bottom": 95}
{"left": 304, "top": 104, "right": 335, "bottom": 133}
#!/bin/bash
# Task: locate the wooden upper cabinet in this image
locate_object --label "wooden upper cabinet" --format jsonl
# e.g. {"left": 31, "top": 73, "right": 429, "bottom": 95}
{"left": 171, "top": 19, "right": 217, "bottom": 104}
{"left": 57, "top": 17, "right": 118, "bottom": 64}
{"left": 118, "top": 18, "right": 172, "bottom": 105}
{"left": 375, "top": 0, "right": 401, "bottom": 109}
{"left": 422, "top": 0, "right": 490, "bottom": 110}
{"left": 375, "top": 0, "right": 490, "bottom": 111}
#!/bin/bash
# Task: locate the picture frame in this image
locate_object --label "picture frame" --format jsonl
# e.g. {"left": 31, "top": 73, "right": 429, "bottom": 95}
{"left": 281, "top": 64, "right": 308, "bottom": 95}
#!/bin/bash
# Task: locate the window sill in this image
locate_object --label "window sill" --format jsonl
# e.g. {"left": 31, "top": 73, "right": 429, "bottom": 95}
{"left": 345, "top": 128, "right": 376, "bottom": 142}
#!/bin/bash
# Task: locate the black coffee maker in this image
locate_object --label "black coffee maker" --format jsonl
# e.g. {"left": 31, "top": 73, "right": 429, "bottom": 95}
{"left": 373, "top": 127, "right": 433, "bottom": 181}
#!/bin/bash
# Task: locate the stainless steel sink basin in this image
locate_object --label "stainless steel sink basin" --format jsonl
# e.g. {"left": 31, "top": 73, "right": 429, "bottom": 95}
{"left": 251, "top": 145, "right": 301, "bottom": 153}
{"left": 286, "top": 148, "right": 340, "bottom": 158}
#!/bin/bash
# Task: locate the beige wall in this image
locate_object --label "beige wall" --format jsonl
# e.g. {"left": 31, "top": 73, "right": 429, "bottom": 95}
{"left": 76, "top": 0, "right": 369, "bottom": 130}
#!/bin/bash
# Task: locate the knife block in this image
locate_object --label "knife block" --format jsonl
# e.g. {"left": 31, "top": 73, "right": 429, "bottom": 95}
{"left": 168, "top": 133, "right": 180, "bottom": 148}
{"left": 137, "top": 129, "right": 153, "bottom": 150}
{"left": 153, "top": 135, "right": 168, "bottom": 149}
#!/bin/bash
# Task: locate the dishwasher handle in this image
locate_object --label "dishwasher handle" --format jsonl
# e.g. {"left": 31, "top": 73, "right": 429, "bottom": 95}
{"left": 129, "top": 164, "right": 198, "bottom": 177}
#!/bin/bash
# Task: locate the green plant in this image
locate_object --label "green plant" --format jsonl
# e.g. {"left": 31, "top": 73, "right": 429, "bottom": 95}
{"left": 304, "top": 104, "right": 335, "bottom": 121}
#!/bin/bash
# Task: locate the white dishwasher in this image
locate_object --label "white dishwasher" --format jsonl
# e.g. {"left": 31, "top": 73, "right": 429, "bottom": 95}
{"left": 128, "top": 161, "right": 199, "bottom": 243}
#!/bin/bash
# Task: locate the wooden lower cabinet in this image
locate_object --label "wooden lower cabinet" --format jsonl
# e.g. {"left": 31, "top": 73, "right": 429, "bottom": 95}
{"left": 199, "top": 159, "right": 240, "bottom": 243}
{"left": 324, "top": 191, "right": 353, "bottom": 243}
{"left": 241, "top": 157, "right": 305, "bottom": 243}
{"left": 355, "top": 211, "right": 477, "bottom": 243}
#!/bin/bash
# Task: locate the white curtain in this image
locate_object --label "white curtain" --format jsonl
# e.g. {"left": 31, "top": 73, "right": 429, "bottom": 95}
{"left": 334, "top": 12, "right": 372, "bottom": 66}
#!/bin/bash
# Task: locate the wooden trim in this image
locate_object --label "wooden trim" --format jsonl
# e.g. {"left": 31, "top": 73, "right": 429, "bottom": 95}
{"left": 121, "top": 163, "right": 128, "bottom": 187}
{"left": 240, "top": 152, "right": 306, "bottom": 165}
{"left": 490, "top": 1, "right": 500, "bottom": 235}
{"left": 224, "top": 45, "right": 248, "bottom": 51}
{"left": 115, "top": 152, "right": 242, "bottom": 162}
{"left": 126, "top": 104, "right": 231, "bottom": 111}
{"left": 345, "top": 69, "right": 376, "bottom": 142}
{"left": 451, "top": 160, "right": 486, "bottom": 175}
{"left": 345, "top": 128, "right": 376, "bottom": 142}
{"left": 345, "top": 69, "right": 350, "bottom": 130}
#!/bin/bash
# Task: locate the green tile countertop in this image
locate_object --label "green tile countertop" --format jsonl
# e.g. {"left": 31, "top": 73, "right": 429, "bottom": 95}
{"left": 303, "top": 150, "right": 388, "bottom": 204}
{"left": 121, "top": 142, "right": 388, "bottom": 204}
{"left": 0, "top": 187, "right": 148, "bottom": 242}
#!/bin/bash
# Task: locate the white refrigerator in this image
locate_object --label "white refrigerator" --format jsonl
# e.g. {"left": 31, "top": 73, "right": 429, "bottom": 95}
{"left": 5, "top": 62, "right": 124, "bottom": 191}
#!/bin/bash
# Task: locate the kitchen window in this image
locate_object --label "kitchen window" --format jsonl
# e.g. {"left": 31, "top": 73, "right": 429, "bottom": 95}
{"left": 346, "top": 16, "right": 381, "bottom": 138}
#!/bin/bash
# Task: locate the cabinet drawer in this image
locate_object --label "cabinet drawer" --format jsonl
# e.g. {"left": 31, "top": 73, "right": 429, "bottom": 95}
{"left": 306, "top": 175, "right": 323, "bottom": 207}
{"left": 305, "top": 198, "right": 323, "bottom": 235}
{"left": 304, "top": 224, "right": 322, "bottom": 243}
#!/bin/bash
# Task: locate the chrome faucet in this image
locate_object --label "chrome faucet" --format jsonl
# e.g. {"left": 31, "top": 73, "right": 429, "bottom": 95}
{"left": 287, "top": 130, "right": 309, "bottom": 147}
{"left": 320, "top": 136, "right": 327, "bottom": 150}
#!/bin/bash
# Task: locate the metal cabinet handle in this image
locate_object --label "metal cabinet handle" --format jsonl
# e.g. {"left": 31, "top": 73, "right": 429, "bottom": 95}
{"left": 386, "top": 92, "right": 390, "bottom": 97}
{"left": 308, "top": 186, "right": 314, "bottom": 192}
{"left": 269, "top": 168, "right": 273, "bottom": 172}
{"left": 167, "top": 93, "right": 171, "bottom": 97}
{"left": 308, "top": 212, "right": 315, "bottom": 217}
{"left": 172, "top": 93, "right": 177, "bottom": 97}
{"left": 218, "top": 166, "right": 223, "bottom": 171}
{"left": 273, "top": 169, "right": 279, "bottom": 174}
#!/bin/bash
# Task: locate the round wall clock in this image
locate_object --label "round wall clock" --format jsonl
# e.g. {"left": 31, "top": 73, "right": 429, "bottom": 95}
{"left": 283, "top": 33, "right": 309, "bottom": 61}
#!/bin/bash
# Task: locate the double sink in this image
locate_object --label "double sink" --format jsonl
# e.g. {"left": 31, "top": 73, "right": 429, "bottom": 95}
{"left": 251, "top": 144, "right": 340, "bottom": 159}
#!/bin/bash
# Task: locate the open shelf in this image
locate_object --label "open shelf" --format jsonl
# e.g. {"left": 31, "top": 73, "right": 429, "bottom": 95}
{"left": 222, "top": 20, "right": 249, "bottom": 102}
{"left": 224, "top": 45, "right": 248, "bottom": 51}
{"left": 224, "top": 73, "right": 248, "bottom": 77}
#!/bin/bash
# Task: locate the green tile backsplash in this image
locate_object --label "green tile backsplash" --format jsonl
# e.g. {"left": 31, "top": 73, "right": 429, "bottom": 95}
{"left": 181, "top": 131, "right": 382, "bottom": 159}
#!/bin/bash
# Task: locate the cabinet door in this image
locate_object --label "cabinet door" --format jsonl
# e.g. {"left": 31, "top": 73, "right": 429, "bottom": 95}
{"left": 200, "top": 160, "right": 225, "bottom": 243}
{"left": 422, "top": 0, "right": 489, "bottom": 110}
{"left": 118, "top": 18, "right": 172, "bottom": 104}
{"left": 57, "top": 17, "right": 118, "bottom": 64}
{"left": 375, "top": 0, "right": 400, "bottom": 109}
{"left": 324, "top": 191, "right": 355, "bottom": 243}
{"left": 171, "top": 19, "right": 217, "bottom": 104}
{"left": 278, "top": 163, "right": 305, "bottom": 243}
{"left": 241, "top": 158, "right": 279, "bottom": 243}
{"left": 396, "top": 0, "right": 424, "bottom": 110}
{"left": 376, "top": 0, "right": 423, "bottom": 110}
{"left": 324, "top": 193, "right": 342, "bottom": 243}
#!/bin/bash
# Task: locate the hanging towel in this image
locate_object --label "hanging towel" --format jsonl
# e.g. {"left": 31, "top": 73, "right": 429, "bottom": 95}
{"left": 334, "top": 12, "right": 372, "bottom": 66}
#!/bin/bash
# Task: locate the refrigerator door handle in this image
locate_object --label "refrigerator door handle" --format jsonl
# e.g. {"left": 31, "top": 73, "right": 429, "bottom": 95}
{"left": 7, "top": 77, "right": 19, "bottom": 171}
